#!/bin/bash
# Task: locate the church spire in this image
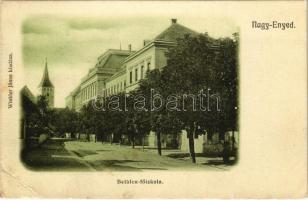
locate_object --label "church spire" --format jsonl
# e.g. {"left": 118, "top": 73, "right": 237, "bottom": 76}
{"left": 38, "top": 58, "right": 54, "bottom": 88}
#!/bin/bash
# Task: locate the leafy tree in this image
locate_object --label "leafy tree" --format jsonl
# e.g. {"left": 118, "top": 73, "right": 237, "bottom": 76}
{"left": 50, "top": 108, "right": 79, "bottom": 138}
{"left": 137, "top": 70, "right": 165, "bottom": 155}
{"left": 137, "top": 69, "right": 183, "bottom": 155}
{"left": 36, "top": 95, "right": 50, "bottom": 128}
{"left": 21, "top": 94, "right": 54, "bottom": 139}
{"left": 96, "top": 93, "right": 132, "bottom": 145}
{"left": 79, "top": 102, "right": 97, "bottom": 141}
{"left": 160, "top": 33, "right": 238, "bottom": 163}
{"left": 130, "top": 89, "right": 152, "bottom": 150}
{"left": 107, "top": 94, "right": 127, "bottom": 144}
{"left": 124, "top": 92, "right": 139, "bottom": 148}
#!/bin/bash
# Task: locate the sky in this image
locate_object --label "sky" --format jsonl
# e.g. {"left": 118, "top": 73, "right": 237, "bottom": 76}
{"left": 22, "top": 14, "right": 238, "bottom": 108}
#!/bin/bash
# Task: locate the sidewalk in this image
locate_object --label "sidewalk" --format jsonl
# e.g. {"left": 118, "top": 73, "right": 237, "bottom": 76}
{"left": 64, "top": 141, "right": 232, "bottom": 171}
{"left": 22, "top": 139, "right": 233, "bottom": 171}
{"left": 132, "top": 145, "right": 236, "bottom": 170}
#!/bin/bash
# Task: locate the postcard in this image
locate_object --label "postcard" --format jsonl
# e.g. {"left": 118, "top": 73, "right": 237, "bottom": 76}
{"left": 0, "top": 1, "right": 307, "bottom": 198}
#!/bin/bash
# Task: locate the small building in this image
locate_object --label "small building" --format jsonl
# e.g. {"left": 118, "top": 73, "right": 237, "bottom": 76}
{"left": 20, "top": 85, "right": 37, "bottom": 140}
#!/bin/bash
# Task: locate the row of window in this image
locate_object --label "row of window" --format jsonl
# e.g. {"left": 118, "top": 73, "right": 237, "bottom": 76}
{"left": 75, "top": 60, "right": 151, "bottom": 104}
{"left": 81, "top": 82, "right": 97, "bottom": 102}
{"left": 43, "top": 87, "right": 53, "bottom": 92}
{"left": 129, "top": 61, "right": 151, "bottom": 84}
{"left": 105, "top": 80, "right": 126, "bottom": 96}
{"left": 43, "top": 88, "right": 53, "bottom": 97}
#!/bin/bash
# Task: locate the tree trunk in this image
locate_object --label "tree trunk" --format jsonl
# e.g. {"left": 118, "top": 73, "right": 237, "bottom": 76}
{"left": 188, "top": 124, "right": 196, "bottom": 163}
{"left": 23, "top": 119, "right": 27, "bottom": 139}
{"left": 87, "top": 132, "right": 90, "bottom": 142}
{"left": 232, "top": 130, "right": 235, "bottom": 150}
{"left": 142, "top": 135, "right": 145, "bottom": 151}
{"left": 157, "top": 131, "right": 162, "bottom": 156}
{"left": 232, "top": 130, "right": 237, "bottom": 161}
{"left": 131, "top": 136, "right": 135, "bottom": 148}
{"left": 110, "top": 133, "right": 113, "bottom": 144}
{"left": 23, "top": 119, "right": 27, "bottom": 149}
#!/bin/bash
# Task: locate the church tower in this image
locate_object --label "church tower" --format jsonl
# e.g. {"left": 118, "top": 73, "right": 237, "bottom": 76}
{"left": 38, "top": 59, "right": 54, "bottom": 108}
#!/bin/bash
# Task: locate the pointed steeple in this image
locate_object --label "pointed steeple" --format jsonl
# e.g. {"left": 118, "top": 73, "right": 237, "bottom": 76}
{"left": 38, "top": 58, "right": 54, "bottom": 88}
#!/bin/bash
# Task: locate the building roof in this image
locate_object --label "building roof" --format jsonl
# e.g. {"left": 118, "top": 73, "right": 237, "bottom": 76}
{"left": 95, "top": 49, "right": 134, "bottom": 69}
{"left": 124, "top": 19, "right": 199, "bottom": 63}
{"left": 69, "top": 85, "right": 81, "bottom": 97}
{"left": 38, "top": 60, "right": 54, "bottom": 88}
{"left": 21, "top": 85, "right": 36, "bottom": 104}
{"left": 80, "top": 49, "right": 134, "bottom": 83}
{"left": 154, "top": 19, "right": 199, "bottom": 42}
{"left": 106, "top": 67, "right": 126, "bottom": 82}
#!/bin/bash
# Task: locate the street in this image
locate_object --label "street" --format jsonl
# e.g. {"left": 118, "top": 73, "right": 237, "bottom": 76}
{"left": 22, "top": 140, "right": 232, "bottom": 171}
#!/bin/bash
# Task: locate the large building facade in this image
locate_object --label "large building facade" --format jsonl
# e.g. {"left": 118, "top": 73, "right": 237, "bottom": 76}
{"left": 66, "top": 19, "right": 198, "bottom": 110}
{"left": 65, "top": 19, "right": 239, "bottom": 152}
{"left": 66, "top": 49, "right": 133, "bottom": 110}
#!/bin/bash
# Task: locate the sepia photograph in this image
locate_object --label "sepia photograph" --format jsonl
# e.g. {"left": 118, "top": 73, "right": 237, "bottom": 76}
{"left": 1, "top": 1, "right": 306, "bottom": 198}
{"left": 20, "top": 15, "right": 239, "bottom": 171}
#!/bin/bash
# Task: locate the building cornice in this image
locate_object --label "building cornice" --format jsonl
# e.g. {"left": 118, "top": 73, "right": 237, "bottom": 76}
{"left": 106, "top": 68, "right": 126, "bottom": 82}
{"left": 124, "top": 40, "right": 176, "bottom": 63}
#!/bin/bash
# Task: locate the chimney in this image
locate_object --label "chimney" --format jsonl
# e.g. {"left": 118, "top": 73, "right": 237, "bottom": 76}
{"left": 171, "top": 18, "right": 177, "bottom": 24}
{"left": 143, "top": 40, "right": 151, "bottom": 46}
{"left": 128, "top": 44, "right": 131, "bottom": 52}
